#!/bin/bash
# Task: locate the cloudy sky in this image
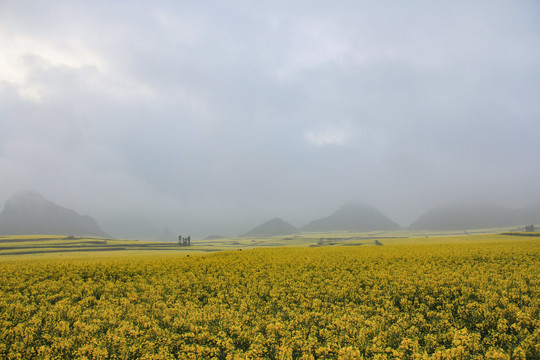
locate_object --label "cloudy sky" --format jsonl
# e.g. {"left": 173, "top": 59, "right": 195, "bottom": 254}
{"left": 1, "top": 1, "right": 539, "bottom": 236}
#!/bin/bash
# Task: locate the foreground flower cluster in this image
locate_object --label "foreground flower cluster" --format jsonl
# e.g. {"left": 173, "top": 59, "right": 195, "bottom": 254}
{"left": 0, "top": 239, "right": 538, "bottom": 359}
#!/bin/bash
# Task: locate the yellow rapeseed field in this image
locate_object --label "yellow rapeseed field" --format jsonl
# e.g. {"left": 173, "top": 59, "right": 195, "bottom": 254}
{"left": 0, "top": 236, "right": 538, "bottom": 359}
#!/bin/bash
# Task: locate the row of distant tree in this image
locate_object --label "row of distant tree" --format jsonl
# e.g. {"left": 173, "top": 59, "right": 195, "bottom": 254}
{"left": 178, "top": 235, "right": 191, "bottom": 247}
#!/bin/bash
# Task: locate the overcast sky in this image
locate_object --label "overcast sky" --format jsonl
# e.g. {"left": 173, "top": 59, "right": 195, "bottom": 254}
{"left": 1, "top": 1, "right": 539, "bottom": 236}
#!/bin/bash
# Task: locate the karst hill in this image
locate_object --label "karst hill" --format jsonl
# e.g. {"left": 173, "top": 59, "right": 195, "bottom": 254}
{"left": 243, "top": 218, "right": 298, "bottom": 237}
{"left": 301, "top": 204, "right": 401, "bottom": 232}
{"left": 0, "top": 191, "right": 108, "bottom": 237}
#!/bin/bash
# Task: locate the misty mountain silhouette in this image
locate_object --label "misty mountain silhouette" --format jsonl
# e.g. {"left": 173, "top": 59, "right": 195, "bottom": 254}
{"left": 243, "top": 218, "right": 298, "bottom": 236}
{"left": 0, "top": 191, "right": 108, "bottom": 237}
{"left": 408, "top": 204, "right": 524, "bottom": 230}
{"left": 301, "top": 204, "right": 401, "bottom": 232}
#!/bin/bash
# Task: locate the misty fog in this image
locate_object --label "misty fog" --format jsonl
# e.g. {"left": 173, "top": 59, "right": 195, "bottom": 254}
{"left": 1, "top": 1, "right": 539, "bottom": 237}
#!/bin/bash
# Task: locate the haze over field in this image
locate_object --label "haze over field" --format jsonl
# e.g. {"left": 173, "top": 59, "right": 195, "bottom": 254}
{"left": 1, "top": 1, "right": 539, "bottom": 237}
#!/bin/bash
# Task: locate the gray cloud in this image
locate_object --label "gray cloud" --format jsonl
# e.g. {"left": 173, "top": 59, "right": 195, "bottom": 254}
{"left": 1, "top": 1, "right": 539, "bottom": 236}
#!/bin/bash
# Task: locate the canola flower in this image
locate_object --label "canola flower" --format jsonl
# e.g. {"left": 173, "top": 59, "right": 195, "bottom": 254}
{"left": 0, "top": 239, "right": 538, "bottom": 359}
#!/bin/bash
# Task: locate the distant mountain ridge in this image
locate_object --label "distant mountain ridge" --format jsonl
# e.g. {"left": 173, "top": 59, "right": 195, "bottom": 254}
{"left": 409, "top": 203, "right": 539, "bottom": 230}
{"left": 0, "top": 191, "right": 108, "bottom": 237}
{"left": 243, "top": 218, "right": 298, "bottom": 236}
{"left": 301, "top": 204, "right": 401, "bottom": 232}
